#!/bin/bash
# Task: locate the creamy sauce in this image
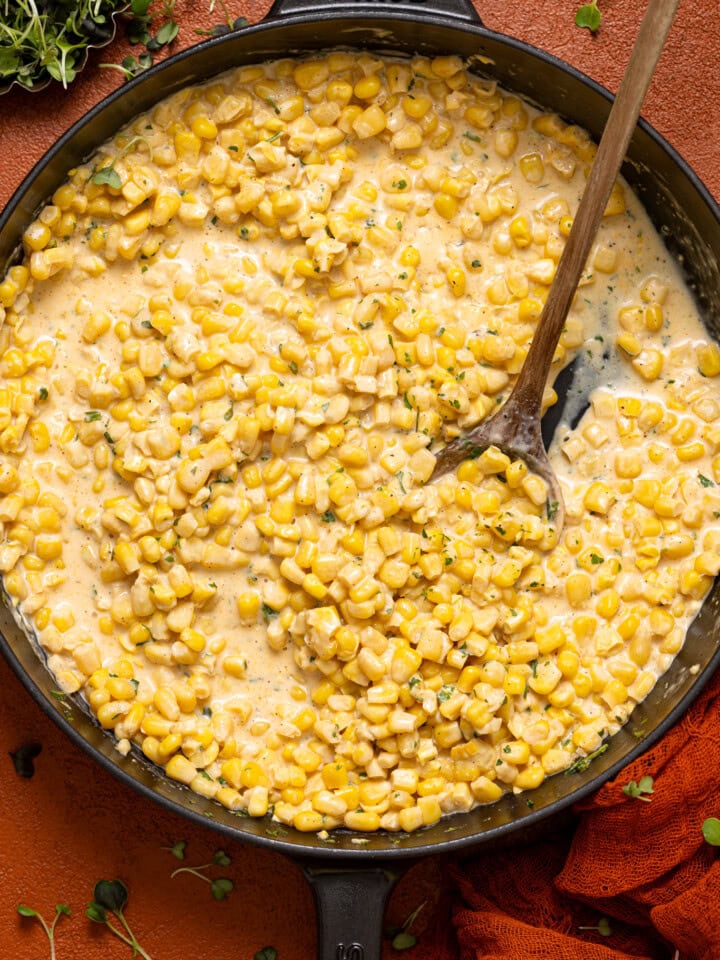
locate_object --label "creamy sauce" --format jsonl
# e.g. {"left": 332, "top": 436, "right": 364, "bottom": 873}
{"left": 1, "top": 52, "right": 719, "bottom": 832}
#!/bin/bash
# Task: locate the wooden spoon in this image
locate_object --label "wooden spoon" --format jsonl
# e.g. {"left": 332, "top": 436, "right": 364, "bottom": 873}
{"left": 430, "top": 0, "right": 680, "bottom": 532}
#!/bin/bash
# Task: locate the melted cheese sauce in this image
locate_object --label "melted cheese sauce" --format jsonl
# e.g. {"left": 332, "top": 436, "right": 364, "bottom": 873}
{"left": 1, "top": 52, "right": 719, "bottom": 832}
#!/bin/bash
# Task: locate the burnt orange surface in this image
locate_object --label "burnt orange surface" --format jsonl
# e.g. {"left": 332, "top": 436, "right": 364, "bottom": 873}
{"left": 0, "top": 2, "right": 718, "bottom": 958}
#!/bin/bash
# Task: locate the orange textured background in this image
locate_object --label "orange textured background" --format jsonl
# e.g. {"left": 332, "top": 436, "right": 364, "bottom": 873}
{"left": 0, "top": 2, "right": 718, "bottom": 958}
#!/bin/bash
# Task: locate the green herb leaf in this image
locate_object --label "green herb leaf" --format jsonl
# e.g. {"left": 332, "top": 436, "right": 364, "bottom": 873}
{"left": 262, "top": 603, "right": 279, "bottom": 621}
{"left": 212, "top": 849, "right": 231, "bottom": 866}
{"left": 702, "top": 817, "right": 720, "bottom": 845}
{"left": 127, "top": 18, "right": 152, "bottom": 45}
{"left": 321, "top": 509, "right": 336, "bottom": 523}
{"left": 92, "top": 167, "right": 122, "bottom": 189}
{"left": 155, "top": 20, "right": 179, "bottom": 46}
{"left": 9, "top": 741, "right": 42, "bottom": 779}
{"left": 210, "top": 877, "right": 234, "bottom": 900}
{"left": 85, "top": 410, "right": 102, "bottom": 422}
{"left": 546, "top": 499, "right": 559, "bottom": 522}
{"left": 575, "top": 2, "right": 602, "bottom": 32}
{"left": 393, "top": 932, "right": 417, "bottom": 949}
{"left": 698, "top": 473, "right": 715, "bottom": 487}
{"left": 16, "top": 905, "right": 37, "bottom": 918}
{"left": 254, "top": 949, "right": 277, "bottom": 960}
{"left": 131, "top": 0, "right": 152, "bottom": 14}
{"left": 0, "top": 49, "right": 21, "bottom": 78}
{"left": 92, "top": 879, "right": 128, "bottom": 912}
{"left": 86, "top": 902, "right": 108, "bottom": 923}
{"left": 167, "top": 840, "right": 186, "bottom": 860}
{"left": 621, "top": 775, "right": 654, "bottom": 801}
{"left": 56, "top": 904, "right": 71, "bottom": 917}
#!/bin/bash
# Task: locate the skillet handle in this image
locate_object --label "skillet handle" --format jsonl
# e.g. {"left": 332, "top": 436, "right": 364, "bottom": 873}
{"left": 303, "top": 864, "right": 401, "bottom": 960}
{"left": 265, "top": 0, "right": 482, "bottom": 25}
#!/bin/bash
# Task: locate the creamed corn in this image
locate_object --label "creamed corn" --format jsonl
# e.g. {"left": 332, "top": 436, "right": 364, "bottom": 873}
{"left": 0, "top": 52, "right": 718, "bottom": 835}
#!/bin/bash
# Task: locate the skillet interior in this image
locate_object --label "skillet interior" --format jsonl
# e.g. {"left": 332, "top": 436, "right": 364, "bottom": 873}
{"left": 1, "top": 7, "right": 720, "bottom": 861}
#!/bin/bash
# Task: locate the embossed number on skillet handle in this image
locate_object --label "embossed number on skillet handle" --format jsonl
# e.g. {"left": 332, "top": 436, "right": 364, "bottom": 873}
{"left": 265, "top": 0, "right": 482, "bottom": 26}
{"left": 335, "top": 944, "right": 366, "bottom": 960}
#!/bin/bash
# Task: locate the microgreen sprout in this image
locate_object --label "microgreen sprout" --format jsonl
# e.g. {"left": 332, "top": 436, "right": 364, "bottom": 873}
{"left": 100, "top": 53, "right": 154, "bottom": 80}
{"left": 17, "top": 904, "right": 70, "bottom": 960}
{"left": 702, "top": 817, "right": 720, "bottom": 846}
{"left": 621, "top": 775, "right": 654, "bottom": 802}
{"left": 565, "top": 743, "right": 608, "bottom": 774}
{"left": 169, "top": 848, "right": 234, "bottom": 900}
{"left": 10, "top": 741, "right": 42, "bottom": 778}
{"left": 0, "top": 0, "right": 125, "bottom": 90}
{"left": 578, "top": 916, "right": 612, "bottom": 936}
{"left": 575, "top": 1, "right": 602, "bottom": 33}
{"left": 254, "top": 949, "right": 277, "bottom": 960}
{"left": 385, "top": 900, "right": 426, "bottom": 950}
{"left": 162, "top": 839, "right": 187, "bottom": 860}
{"left": 86, "top": 880, "right": 153, "bottom": 960}
{"left": 196, "top": 0, "right": 249, "bottom": 36}
{"left": 91, "top": 136, "right": 152, "bottom": 190}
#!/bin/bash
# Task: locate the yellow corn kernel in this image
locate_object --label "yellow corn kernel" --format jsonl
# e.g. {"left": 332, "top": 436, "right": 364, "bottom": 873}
{"left": 583, "top": 482, "right": 613, "bottom": 515}
{"left": 446, "top": 265, "right": 466, "bottom": 297}
{"left": 614, "top": 450, "right": 642, "bottom": 479}
{"left": 223, "top": 656, "right": 247, "bottom": 679}
{"left": 24, "top": 221, "right": 52, "bottom": 252}
{"left": 616, "top": 332, "right": 641, "bottom": 357}
{"left": 519, "top": 152, "right": 544, "bottom": 183}
{"left": 470, "top": 776, "right": 503, "bottom": 804}
{"left": 294, "top": 59, "right": 329, "bottom": 90}
{"left": 698, "top": 343, "right": 720, "bottom": 378}
{"left": 566, "top": 573, "right": 592, "bottom": 607}
{"left": 353, "top": 104, "right": 387, "bottom": 139}
{"left": 28, "top": 421, "right": 50, "bottom": 453}
{"left": 557, "top": 649, "right": 580, "bottom": 679}
{"left": 604, "top": 182, "right": 626, "bottom": 217}
{"left": 514, "top": 766, "right": 546, "bottom": 790}
{"left": 644, "top": 303, "right": 664, "bottom": 332}
{"left": 344, "top": 809, "right": 381, "bottom": 832}
{"left": 434, "top": 193, "right": 459, "bottom": 220}
{"left": 632, "top": 349, "right": 663, "bottom": 382}
{"left": 596, "top": 589, "right": 620, "bottom": 619}
{"left": 165, "top": 754, "right": 197, "bottom": 784}
{"left": 509, "top": 215, "right": 532, "bottom": 248}
{"left": 676, "top": 442, "right": 705, "bottom": 462}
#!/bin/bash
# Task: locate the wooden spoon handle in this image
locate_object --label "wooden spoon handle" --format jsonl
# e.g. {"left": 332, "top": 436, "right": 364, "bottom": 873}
{"left": 507, "top": 0, "right": 681, "bottom": 422}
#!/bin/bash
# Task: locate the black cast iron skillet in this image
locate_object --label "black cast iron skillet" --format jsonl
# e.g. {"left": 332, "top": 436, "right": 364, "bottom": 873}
{"left": 1, "top": 1, "right": 720, "bottom": 956}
